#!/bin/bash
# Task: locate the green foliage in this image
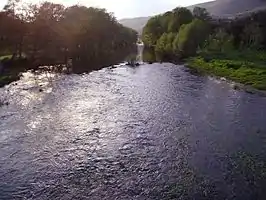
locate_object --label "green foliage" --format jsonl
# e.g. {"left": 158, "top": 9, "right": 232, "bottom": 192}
{"left": 0, "top": 1, "right": 138, "bottom": 75}
{"left": 205, "top": 29, "right": 234, "bottom": 52}
{"left": 187, "top": 52, "right": 266, "bottom": 90}
{"left": 142, "top": 7, "right": 193, "bottom": 48}
{"left": 65, "top": 6, "right": 137, "bottom": 72}
{"left": 174, "top": 19, "right": 210, "bottom": 57}
{"left": 143, "top": 6, "right": 266, "bottom": 59}
{"left": 241, "top": 23, "right": 263, "bottom": 49}
{"left": 142, "top": 15, "right": 164, "bottom": 47}
{"left": 0, "top": 74, "right": 20, "bottom": 87}
{"left": 192, "top": 7, "right": 210, "bottom": 21}
{"left": 161, "top": 12, "right": 173, "bottom": 32}
{"left": 155, "top": 32, "right": 176, "bottom": 61}
{"left": 142, "top": 7, "right": 210, "bottom": 59}
{"left": 168, "top": 7, "right": 193, "bottom": 32}
{"left": 0, "top": 55, "right": 12, "bottom": 61}
{"left": 142, "top": 4, "right": 266, "bottom": 90}
{"left": 216, "top": 10, "right": 266, "bottom": 50}
{"left": 142, "top": 47, "right": 157, "bottom": 63}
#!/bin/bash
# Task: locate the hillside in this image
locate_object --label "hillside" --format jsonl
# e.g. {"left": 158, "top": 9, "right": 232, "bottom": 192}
{"left": 119, "top": 0, "right": 266, "bottom": 33}
{"left": 119, "top": 17, "right": 151, "bottom": 34}
{"left": 187, "top": 0, "right": 266, "bottom": 17}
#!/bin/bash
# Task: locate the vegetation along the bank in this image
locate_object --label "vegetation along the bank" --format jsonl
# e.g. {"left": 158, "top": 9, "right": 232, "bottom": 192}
{"left": 0, "top": 0, "right": 138, "bottom": 87}
{"left": 142, "top": 6, "right": 266, "bottom": 90}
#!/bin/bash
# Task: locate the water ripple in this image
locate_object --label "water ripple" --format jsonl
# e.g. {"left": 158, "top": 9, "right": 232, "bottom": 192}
{"left": 0, "top": 63, "right": 266, "bottom": 199}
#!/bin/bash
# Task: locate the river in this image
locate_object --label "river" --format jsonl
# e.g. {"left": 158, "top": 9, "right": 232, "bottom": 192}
{"left": 0, "top": 63, "right": 266, "bottom": 199}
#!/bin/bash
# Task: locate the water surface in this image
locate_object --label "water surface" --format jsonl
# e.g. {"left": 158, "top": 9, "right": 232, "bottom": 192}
{"left": 0, "top": 63, "right": 266, "bottom": 199}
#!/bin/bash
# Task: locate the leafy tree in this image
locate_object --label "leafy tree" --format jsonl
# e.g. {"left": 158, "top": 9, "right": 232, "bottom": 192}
{"left": 205, "top": 29, "right": 234, "bottom": 52}
{"left": 23, "top": 2, "right": 66, "bottom": 64}
{"left": 0, "top": 0, "right": 28, "bottom": 59}
{"left": 61, "top": 6, "right": 137, "bottom": 72}
{"left": 3, "top": 0, "right": 21, "bottom": 16}
{"left": 160, "top": 11, "right": 173, "bottom": 32}
{"left": 173, "top": 19, "right": 210, "bottom": 57}
{"left": 0, "top": 1, "right": 138, "bottom": 73}
{"left": 241, "top": 22, "right": 263, "bottom": 49}
{"left": 155, "top": 32, "right": 176, "bottom": 61}
{"left": 142, "top": 7, "right": 193, "bottom": 49}
{"left": 193, "top": 7, "right": 211, "bottom": 21}
{"left": 168, "top": 7, "right": 193, "bottom": 32}
{"left": 0, "top": 11, "right": 25, "bottom": 59}
{"left": 142, "top": 15, "right": 164, "bottom": 47}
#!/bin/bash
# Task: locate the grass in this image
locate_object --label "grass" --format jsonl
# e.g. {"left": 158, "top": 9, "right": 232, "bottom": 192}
{"left": 0, "top": 55, "right": 12, "bottom": 61}
{"left": 0, "top": 55, "right": 23, "bottom": 87}
{"left": 186, "top": 51, "right": 266, "bottom": 90}
{"left": 0, "top": 75, "right": 20, "bottom": 87}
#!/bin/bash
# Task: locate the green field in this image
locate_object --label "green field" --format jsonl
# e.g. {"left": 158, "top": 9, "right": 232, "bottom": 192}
{"left": 187, "top": 51, "right": 266, "bottom": 90}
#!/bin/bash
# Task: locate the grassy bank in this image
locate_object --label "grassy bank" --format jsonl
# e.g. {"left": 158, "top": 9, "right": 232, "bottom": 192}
{"left": 0, "top": 55, "right": 25, "bottom": 87}
{"left": 0, "top": 55, "right": 12, "bottom": 61}
{"left": 0, "top": 75, "right": 20, "bottom": 87}
{"left": 186, "top": 51, "right": 266, "bottom": 90}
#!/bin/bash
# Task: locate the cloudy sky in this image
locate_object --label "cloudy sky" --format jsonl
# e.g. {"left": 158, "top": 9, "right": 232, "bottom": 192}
{"left": 0, "top": 0, "right": 212, "bottom": 19}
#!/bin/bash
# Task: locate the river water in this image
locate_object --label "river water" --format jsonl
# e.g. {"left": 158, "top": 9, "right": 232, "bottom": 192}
{"left": 0, "top": 63, "right": 266, "bottom": 200}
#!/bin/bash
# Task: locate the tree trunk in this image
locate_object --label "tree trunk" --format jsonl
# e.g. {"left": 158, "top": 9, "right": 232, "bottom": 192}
{"left": 18, "top": 36, "right": 24, "bottom": 59}
{"left": 11, "top": 43, "right": 18, "bottom": 60}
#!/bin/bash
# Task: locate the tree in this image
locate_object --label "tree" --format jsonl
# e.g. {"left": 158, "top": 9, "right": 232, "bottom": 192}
{"left": 142, "top": 15, "right": 164, "bottom": 48}
{"left": 3, "top": 0, "right": 21, "bottom": 16}
{"left": 61, "top": 6, "right": 137, "bottom": 72}
{"left": 142, "top": 7, "right": 193, "bottom": 48}
{"left": 168, "top": 7, "right": 193, "bottom": 32}
{"left": 193, "top": 7, "right": 211, "bottom": 21}
{"left": 205, "top": 29, "right": 234, "bottom": 52}
{"left": 22, "top": 2, "right": 66, "bottom": 65}
{"left": 1, "top": 0, "right": 27, "bottom": 59}
{"left": 160, "top": 11, "right": 173, "bottom": 32}
{"left": 0, "top": 1, "right": 138, "bottom": 73}
{"left": 173, "top": 19, "right": 210, "bottom": 57}
{"left": 155, "top": 32, "right": 176, "bottom": 61}
{"left": 242, "top": 22, "right": 263, "bottom": 49}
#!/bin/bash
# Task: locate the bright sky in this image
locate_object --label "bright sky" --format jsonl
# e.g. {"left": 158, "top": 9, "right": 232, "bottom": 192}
{"left": 0, "top": 0, "right": 212, "bottom": 19}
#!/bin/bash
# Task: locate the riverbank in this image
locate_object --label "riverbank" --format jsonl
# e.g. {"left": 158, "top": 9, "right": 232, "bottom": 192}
{"left": 0, "top": 75, "right": 20, "bottom": 87}
{"left": 0, "top": 57, "right": 28, "bottom": 88}
{"left": 186, "top": 51, "right": 266, "bottom": 91}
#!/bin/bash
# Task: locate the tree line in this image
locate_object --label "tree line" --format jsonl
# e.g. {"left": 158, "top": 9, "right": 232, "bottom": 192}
{"left": 0, "top": 0, "right": 138, "bottom": 73}
{"left": 142, "top": 6, "right": 266, "bottom": 61}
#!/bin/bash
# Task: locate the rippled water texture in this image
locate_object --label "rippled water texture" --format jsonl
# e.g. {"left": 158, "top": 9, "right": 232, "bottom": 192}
{"left": 1, "top": 63, "right": 266, "bottom": 200}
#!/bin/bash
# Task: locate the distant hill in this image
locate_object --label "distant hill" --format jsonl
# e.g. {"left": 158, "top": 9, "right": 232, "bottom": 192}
{"left": 119, "top": 0, "right": 266, "bottom": 33}
{"left": 119, "top": 17, "right": 151, "bottom": 34}
{"left": 187, "top": 0, "right": 266, "bottom": 17}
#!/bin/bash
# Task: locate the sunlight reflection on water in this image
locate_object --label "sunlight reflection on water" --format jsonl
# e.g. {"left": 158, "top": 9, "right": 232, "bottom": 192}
{"left": 0, "top": 64, "right": 266, "bottom": 200}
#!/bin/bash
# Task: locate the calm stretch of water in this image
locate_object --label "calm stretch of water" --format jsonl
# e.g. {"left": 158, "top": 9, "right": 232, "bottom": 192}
{"left": 0, "top": 63, "right": 266, "bottom": 200}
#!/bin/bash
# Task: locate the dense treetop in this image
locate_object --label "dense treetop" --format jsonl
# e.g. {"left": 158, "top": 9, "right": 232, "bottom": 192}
{"left": 142, "top": 5, "right": 266, "bottom": 61}
{"left": 0, "top": 0, "right": 138, "bottom": 73}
